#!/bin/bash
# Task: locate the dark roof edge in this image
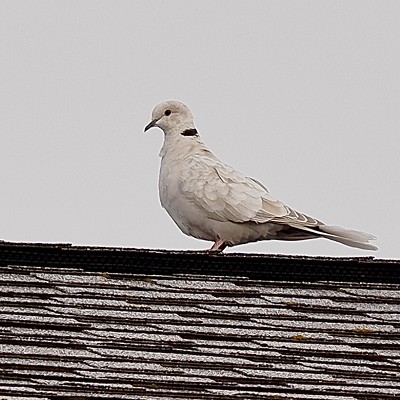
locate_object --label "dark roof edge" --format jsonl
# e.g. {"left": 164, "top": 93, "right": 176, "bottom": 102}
{"left": 0, "top": 240, "right": 393, "bottom": 260}
{"left": 0, "top": 240, "right": 398, "bottom": 283}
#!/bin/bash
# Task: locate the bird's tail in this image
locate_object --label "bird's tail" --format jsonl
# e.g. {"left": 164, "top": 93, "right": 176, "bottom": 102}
{"left": 277, "top": 223, "right": 378, "bottom": 251}
{"left": 303, "top": 225, "right": 378, "bottom": 251}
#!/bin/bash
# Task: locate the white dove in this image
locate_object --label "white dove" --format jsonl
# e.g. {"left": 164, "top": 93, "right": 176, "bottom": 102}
{"left": 144, "top": 100, "right": 377, "bottom": 252}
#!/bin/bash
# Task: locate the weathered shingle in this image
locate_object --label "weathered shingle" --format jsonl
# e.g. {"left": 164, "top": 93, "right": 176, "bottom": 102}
{"left": 0, "top": 241, "right": 399, "bottom": 399}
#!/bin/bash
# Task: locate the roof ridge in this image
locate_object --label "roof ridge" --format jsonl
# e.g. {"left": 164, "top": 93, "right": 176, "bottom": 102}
{"left": 0, "top": 241, "right": 399, "bottom": 283}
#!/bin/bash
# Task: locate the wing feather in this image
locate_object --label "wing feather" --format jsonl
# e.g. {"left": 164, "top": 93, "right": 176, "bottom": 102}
{"left": 182, "top": 155, "right": 320, "bottom": 227}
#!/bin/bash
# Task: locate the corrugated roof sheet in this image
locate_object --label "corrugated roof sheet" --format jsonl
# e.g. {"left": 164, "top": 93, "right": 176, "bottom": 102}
{"left": 0, "top": 241, "right": 399, "bottom": 399}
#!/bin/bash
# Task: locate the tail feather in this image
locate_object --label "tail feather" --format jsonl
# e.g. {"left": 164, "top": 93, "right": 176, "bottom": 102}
{"left": 319, "top": 225, "right": 378, "bottom": 251}
{"left": 292, "top": 224, "right": 378, "bottom": 251}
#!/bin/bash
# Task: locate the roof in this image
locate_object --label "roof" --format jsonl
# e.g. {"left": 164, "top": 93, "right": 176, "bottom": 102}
{"left": 0, "top": 241, "right": 399, "bottom": 399}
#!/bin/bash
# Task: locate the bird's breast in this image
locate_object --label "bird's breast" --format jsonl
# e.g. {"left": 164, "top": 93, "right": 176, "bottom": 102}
{"left": 158, "top": 155, "right": 213, "bottom": 240}
{"left": 159, "top": 157, "right": 181, "bottom": 206}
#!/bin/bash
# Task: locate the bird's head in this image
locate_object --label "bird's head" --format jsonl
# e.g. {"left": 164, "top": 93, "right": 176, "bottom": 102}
{"left": 144, "top": 100, "right": 197, "bottom": 137}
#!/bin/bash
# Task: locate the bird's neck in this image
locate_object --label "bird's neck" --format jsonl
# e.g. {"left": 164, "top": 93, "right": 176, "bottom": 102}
{"left": 159, "top": 128, "right": 206, "bottom": 159}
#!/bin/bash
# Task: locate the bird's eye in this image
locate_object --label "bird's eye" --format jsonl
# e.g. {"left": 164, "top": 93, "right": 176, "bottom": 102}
{"left": 164, "top": 109, "right": 171, "bottom": 116}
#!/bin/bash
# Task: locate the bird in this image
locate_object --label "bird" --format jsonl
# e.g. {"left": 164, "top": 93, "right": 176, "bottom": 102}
{"left": 144, "top": 100, "right": 377, "bottom": 252}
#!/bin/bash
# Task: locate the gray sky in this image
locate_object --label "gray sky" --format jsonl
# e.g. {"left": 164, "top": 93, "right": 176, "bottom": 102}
{"left": 1, "top": 1, "right": 398, "bottom": 258}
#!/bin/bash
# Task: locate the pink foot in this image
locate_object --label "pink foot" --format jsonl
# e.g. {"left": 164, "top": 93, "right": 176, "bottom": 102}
{"left": 209, "top": 238, "right": 227, "bottom": 252}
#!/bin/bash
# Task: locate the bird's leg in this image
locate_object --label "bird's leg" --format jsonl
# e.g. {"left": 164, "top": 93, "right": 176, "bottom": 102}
{"left": 209, "top": 238, "right": 227, "bottom": 252}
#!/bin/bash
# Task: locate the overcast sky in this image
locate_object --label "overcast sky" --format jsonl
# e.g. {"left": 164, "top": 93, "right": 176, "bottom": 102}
{"left": 1, "top": 1, "right": 398, "bottom": 258}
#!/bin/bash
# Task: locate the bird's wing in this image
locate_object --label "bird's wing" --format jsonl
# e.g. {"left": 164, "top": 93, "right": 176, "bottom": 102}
{"left": 182, "top": 155, "right": 321, "bottom": 226}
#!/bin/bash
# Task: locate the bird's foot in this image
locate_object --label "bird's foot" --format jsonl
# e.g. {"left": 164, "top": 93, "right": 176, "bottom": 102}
{"left": 209, "top": 239, "right": 227, "bottom": 252}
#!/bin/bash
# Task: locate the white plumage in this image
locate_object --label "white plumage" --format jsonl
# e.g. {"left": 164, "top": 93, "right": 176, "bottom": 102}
{"left": 144, "top": 100, "right": 377, "bottom": 252}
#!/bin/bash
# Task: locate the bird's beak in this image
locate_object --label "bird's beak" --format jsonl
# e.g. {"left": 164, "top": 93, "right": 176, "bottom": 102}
{"left": 144, "top": 118, "right": 159, "bottom": 132}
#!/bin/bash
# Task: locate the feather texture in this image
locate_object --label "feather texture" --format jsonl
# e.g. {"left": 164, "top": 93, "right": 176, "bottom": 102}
{"left": 145, "top": 100, "right": 377, "bottom": 252}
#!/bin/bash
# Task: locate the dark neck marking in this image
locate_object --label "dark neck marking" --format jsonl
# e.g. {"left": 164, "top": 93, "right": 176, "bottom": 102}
{"left": 181, "top": 128, "right": 198, "bottom": 137}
